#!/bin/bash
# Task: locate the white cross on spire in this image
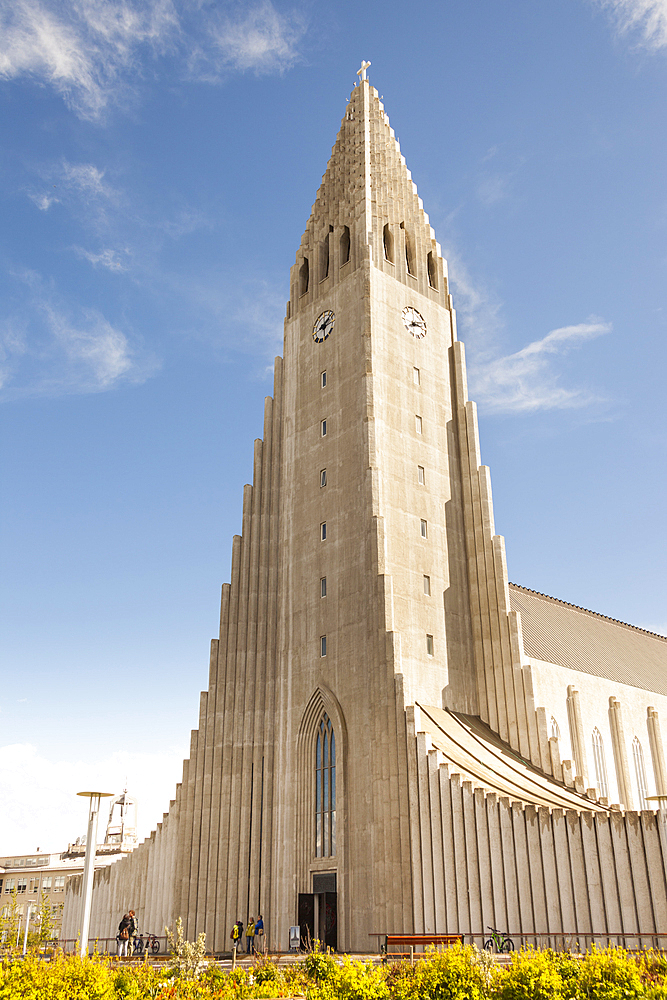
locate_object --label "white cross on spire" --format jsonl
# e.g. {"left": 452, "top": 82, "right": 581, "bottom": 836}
{"left": 357, "top": 60, "right": 371, "bottom": 82}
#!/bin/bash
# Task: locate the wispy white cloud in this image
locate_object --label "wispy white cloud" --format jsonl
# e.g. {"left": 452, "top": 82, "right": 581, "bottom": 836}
{"left": 28, "top": 190, "right": 59, "bottom": 210}
{"left": 60, "top": 160, "right": 115, "bottom": 198}
{"left": 203, "top": 1, "right": 305, "bottom": 76}
{"left": 0, "top": 0, "right": 307, "bottom": 120}
{"left": 0, "top": 270, "right": 159, "bottom": 398}
{"left": 73, "top": 246, "right": 130, "bottom": 270}
{"left": 594, "top": 0, "right": 667, "bottom": 50}
{"left": 444, "top": 246, "right": 610, "bottom": 414}
{"left": 470, "top": 318, "right": 611, "bottom": 413}
{"left": 0, "top": 742, "right": 185, "bottom": 854}
{"left": 443, "top": 245, "right": 504, "bottom": 356}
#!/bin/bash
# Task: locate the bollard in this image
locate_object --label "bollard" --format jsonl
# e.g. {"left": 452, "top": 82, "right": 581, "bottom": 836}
{"left": 410, "top": 945, "right": 414, "bottom": 967}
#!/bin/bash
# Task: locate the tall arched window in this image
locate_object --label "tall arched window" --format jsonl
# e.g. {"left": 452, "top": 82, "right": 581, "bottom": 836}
{"left": 550, "top": 717, "right": 560, "bottom": 740}
{"left": 633, "top": 737, "right": 649, "bottom": 810}
{"left": 316, "top": 713, "right": 336, "bottom": 858}
{"left": 592, "top": 728, "right": 609, "bottom": 799}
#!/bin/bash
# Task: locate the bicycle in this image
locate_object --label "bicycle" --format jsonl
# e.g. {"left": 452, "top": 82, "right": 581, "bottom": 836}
{"left": 483, "top": 927, "right": 514, "bottom": 953}
{"left": 133, "top": 934, "right": 161, "bottom": 955}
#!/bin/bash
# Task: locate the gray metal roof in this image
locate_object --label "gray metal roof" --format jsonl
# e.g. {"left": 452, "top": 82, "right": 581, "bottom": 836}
{"left": 509, "top": 584, "right": 667, "bottom": 697}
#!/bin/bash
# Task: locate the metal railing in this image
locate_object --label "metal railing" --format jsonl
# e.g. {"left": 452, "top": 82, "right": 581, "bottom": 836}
{"left": 369, "top": 931, "right": 667, "bottom": 953}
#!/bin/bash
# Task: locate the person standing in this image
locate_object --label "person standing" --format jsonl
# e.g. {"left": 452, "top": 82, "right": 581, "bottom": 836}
{"left": 231, "top": 919, "right": 243, "bottom": 954}
{"left": 254, "top": 915, "right": 264, "bottom": 955}
{"left": 246, "top": 916, "right": 255, "bottom": 954}
{"left": 117, "top": 913, "right": 131, "bottom": 957}
{"left": 127, "top": 910, "right": 138, "bottom": 954}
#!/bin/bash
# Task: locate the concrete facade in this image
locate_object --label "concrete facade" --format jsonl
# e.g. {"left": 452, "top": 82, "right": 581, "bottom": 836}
{"left": 63, "top": 76, "right": 667, "bottom": 953}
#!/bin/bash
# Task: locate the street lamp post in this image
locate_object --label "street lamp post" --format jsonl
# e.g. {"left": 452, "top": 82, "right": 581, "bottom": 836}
{"left": 76, "top": 791, "right": 113, "bottom": 957}
{"left": 22, "top": 900, "right": 37, "bottom": 956}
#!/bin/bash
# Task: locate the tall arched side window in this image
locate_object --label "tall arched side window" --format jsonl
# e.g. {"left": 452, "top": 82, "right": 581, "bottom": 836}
{"left": 550, "top": 717, "right": 560, "bottom": 740}
{"left": 316, "top": 713, "right": 336, "bottom": 858}
{"left": 633, "top": 737, "right": 649, "bottom": 810}
{"left": 592, "top": 728, "right": 609, "bottom": 799}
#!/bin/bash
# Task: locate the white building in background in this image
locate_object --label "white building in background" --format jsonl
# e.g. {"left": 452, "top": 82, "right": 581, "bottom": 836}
{"left": 62, "top": 72, "right": 667, "bottom": 954}
{"left": 2, "top": 790, "right": 138, "bottom": 940}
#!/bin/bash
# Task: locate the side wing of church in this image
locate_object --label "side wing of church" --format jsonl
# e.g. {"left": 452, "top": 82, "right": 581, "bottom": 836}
{"left": 63, "top": 74, "right": 667, "bottom": 953}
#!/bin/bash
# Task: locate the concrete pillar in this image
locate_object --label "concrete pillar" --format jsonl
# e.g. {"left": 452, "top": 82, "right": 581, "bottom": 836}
{"left": 566, "top": 686, "right": 588, "bottom": 787}
{"left": 609, "top": 697, "right": 634, "bottom": 810}
{"left": 648, "top": 708, "right": 667, "bottom": 796}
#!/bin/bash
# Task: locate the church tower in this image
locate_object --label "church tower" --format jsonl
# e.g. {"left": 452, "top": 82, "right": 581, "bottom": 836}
{"left": 64, "top": 68, "right": 667, "bottom": 957}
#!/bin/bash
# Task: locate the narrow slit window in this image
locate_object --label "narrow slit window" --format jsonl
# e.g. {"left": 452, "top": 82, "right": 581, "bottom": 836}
{"left": 321, "top": 370, "right": 327, "bottom": 388}
{"left": 427, "top": 250, "right": 438, "bottom": 289}
{"left": 383, "top": 223, "right": 394, "bottom": 263}
{"left": 321, "top": 419, "right": 327, "bottom": 437}
{"left": 413, "top": 367, "right": 420, "bottom": 385}
{"left": 592, "top": 728, "right": 609, "bottom": 799}
{"left": 633, "top": 737, "right": 648, "bottom": 810}
{"left": 320, "top": 635, "right": 327, "bottom": 657}
{"left": 550, "top": 717, "right": 560, "bottom": 740}
{"left": 299, "top": 257, "right": 309, "bottom": 295}
{"left": 423, "top": 575, "right": 431, "bottom": 596}
{"left": 415, "top": 415, "right": 422, "bottom": 434}
{"left": 320, "top": 469, "right": 327, "bottom": 487}
{"left": 420, "top": 519, "right": 427, "bottom": 539}
{"left": 320, "top": 521, "right": 327, "bottom": 541}
{"left": 340, "top": 226, "right": 350, "bottom": 266}
{"left": 418, "top": 466, "right": 425, "bottom": 485}
{"left": 321, "top": 577, "right": 327, "bottom": 598}
{"left": 426, "top": 634, "right": 434, "bottom": 656}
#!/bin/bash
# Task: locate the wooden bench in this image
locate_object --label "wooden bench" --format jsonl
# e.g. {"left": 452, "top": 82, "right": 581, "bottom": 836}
{"left": 383, "top": 934, "right": 464, "bottom": 962}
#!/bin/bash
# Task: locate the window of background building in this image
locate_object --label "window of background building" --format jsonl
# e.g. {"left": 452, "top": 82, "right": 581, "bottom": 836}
{"left": 5, "top": 879, "right": 15, "bottom": 893}
{"left": 17, "top": 879, "right": 27, "bottom": 894}
{"left": 320, "top": 577, "right": 327, "bottom": 598}
{"left": 320, "top": 522, "right": 327, "bottom": 541}
{"left": 54, "top": 877, "right": 65, "bottom": 892}
{"left": 320, "top": 636, "right": 327, "bottom": 657}
{"left": 42, "top": 878, "right": 51, "bottom": 891}
{"left": 321, "top": 419, "right": 327, "bottom": 437}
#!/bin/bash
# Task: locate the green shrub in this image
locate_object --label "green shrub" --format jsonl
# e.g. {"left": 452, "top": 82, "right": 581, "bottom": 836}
{"left": 494, "top": 948, "right": 564, "bottom": 1000}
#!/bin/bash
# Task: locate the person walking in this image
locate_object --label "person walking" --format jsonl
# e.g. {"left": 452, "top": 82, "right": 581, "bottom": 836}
{"left": 246, "top": 916, "right": 255, "bottom": 954}
{"left": 254, "top": 915, "right": 264, "bottom": 955}
{"left": 231, "top": 919, "right": 243, "bottom": 954}
{"left": 117, "top": 913, "right": 131, "bottom": 957}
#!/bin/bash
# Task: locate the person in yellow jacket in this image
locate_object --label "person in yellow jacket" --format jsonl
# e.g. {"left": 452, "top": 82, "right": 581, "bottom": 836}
{"left": 246, "top": 917, "right": 255, "bottom": 954}
{"left": 231, "top": 919, "right": 242, "bottom": 953}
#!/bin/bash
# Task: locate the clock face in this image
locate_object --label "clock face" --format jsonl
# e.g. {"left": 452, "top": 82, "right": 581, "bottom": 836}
{"left": 402, "top": 306, "right": 426, "bottom": 339}
{"left": 313, "top": 310, "right": 335, "bottom": 343}
{"left": 403, "top": 306, "right": 426, "bottom": 340}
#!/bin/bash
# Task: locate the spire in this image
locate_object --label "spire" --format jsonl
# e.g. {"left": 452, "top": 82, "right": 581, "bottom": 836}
{"left": 289, "top": 71, "right": 449, "bottom": 312}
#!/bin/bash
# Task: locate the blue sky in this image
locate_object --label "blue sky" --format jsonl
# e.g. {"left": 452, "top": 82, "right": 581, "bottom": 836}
{"left": 1, "top": 0, "right": 666, "bottom": 852}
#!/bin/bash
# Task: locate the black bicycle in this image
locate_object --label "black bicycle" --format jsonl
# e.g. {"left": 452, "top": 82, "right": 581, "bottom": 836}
{"left": 133, "top": 933, "right": 161, "bottom": 955}
{"left": 483, "top": 927, "right": 514, "bottom": 953}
